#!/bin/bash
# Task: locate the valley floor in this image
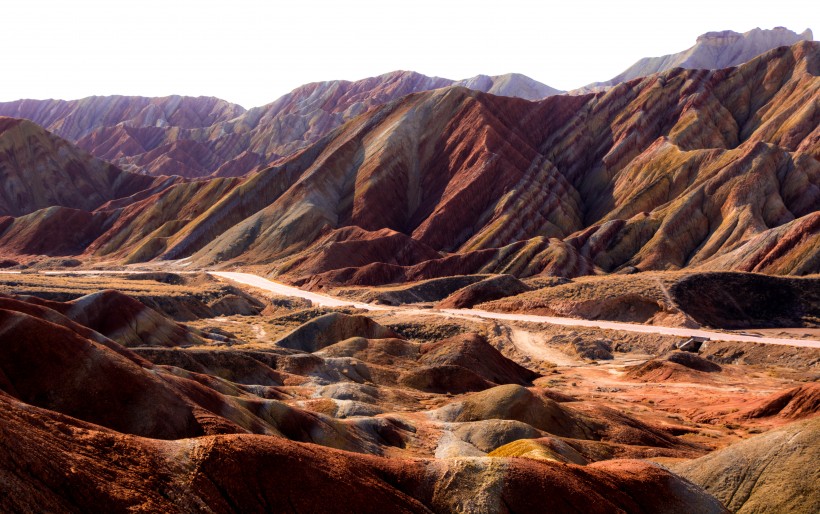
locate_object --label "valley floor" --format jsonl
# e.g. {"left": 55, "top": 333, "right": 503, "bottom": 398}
{"left": 0, "top": 268, "right": 817, "bottom": 512}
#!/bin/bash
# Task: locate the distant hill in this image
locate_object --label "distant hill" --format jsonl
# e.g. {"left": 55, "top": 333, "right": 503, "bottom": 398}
{"left": 578, "top": 26, "right": 813, "bottom": 92}
{"left": 0, "top": 72, "right": 559, "bottom": 178}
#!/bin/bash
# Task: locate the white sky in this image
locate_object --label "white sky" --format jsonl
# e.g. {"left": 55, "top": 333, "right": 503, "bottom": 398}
{"left": 2, "top": 0, "right": 816, "bottom": 108}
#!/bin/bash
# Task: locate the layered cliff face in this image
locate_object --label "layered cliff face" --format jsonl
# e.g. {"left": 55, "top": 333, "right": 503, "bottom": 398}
{"left": 1, "top": 42, "right": 817, "bottom": 282}
{"left": 586, "top": 26, "right": 813, "bottom": 90}
{"left": 0, "top": 72, "right": 559, "bottom": 178}
{"left": 0, "top": 117, "right": 170, "bottom": 217}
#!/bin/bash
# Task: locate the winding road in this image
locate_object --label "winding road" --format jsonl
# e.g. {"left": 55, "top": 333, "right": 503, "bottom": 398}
{"left": 210, "top": 272, "right": 820, "bottom": 349}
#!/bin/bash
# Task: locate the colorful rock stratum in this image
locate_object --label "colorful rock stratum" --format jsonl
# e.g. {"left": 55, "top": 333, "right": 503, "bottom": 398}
{"left": 0, "top": 34, "right": 818, "bottom": 514}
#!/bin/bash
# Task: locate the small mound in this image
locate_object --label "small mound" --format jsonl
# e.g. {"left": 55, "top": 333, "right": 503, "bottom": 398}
{"left": 316, "top": 383, "right": 380, "bottom": 404}
{"left": 208, "top": 294, "right": 265, "bottom": 316}
{"left": 436, "top": 274, "right": 531, "bottom": 309}
{"left": 488, "top": 438, "right": 587, "bottom": 464}
{"left": 0, "top": 259, "right": 20, "bottom": 268}
{"left": 564, "top": 338, "right": 613, "bottom": 360}
{"left": 450, "top": 384, "right": 591, "bottom": 439}
{"left": 419, "top": 333, "right": 538, "bottom": 385}
{"left": 297, "top": 398, "right": 385, "bottom": 419}
{"left": 362, "top": 274, "right": 489, "bottom": 305}
{"left": 274, "top": 313, "right": 399, "bottom": 352}
{"left": 316, "top": 337, "right": 420, "bottom": 364}
{"left": 626, "top": 353, "right": 721, "bottom": 382}
{"left": 453, "top": 420, "right": 543, "bottom": 453}
{"left": 743, "top": 383, "right": 820, "bottom": 420}
{"left": 399, "top": 365, "right": 493, "bottom": 394}
{"left": 626, "top": 360, "right": 702, "bottom": 382}
{"left": 666, "top": 351, "right": 722, "bottom": 372}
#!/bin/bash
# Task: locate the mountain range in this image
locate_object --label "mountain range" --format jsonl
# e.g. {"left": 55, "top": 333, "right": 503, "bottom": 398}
{"left": 0, "top": 27, "right": 808, "bottom": 179}
{"left": 0, "top": 73, "right": 560, "bottom": 179}
{"left": 1, "top": 40, "right": 817, "bottom": 282}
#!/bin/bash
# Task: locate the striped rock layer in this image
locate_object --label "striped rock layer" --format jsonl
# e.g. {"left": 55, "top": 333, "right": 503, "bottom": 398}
{"left": 0, "top": 42, "right": 818, "bottom": 285}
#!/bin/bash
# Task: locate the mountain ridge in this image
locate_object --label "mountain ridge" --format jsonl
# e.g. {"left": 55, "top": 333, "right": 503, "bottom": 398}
{"left": 0, "top": 71, "right": 560, "bottom": 178}
{"left": 0, "top": 41, "right": 816, "bottom": 281}
{"left": 581, "top": 26, "right": 814, "bottom": 92}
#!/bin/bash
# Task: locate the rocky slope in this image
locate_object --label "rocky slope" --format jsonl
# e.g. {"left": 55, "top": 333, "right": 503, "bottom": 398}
{"left": 672, "top": 416, "right": 820, "bottom": 514}
{"left": 0, "top": 117, "right": 171, "bottom": 216}
{"left": 586, "top": 26, "right": 813, "bottom": 89}
{"left": 0, "top": 95, "right": 245, "bottom": 140}
{"left": 1, "top": 41, "right": 818, "bottom": 281}
{"left": 0, "top": 72, "right": 558, "bottom": 178}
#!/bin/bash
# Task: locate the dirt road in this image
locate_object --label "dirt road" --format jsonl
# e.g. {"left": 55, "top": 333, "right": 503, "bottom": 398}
{"left": 212, "top": 272, "right": 820, "bottom": 349}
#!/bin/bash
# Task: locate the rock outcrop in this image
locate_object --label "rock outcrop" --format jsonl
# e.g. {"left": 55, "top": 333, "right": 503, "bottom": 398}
{"left": 437, "top": 274, "right": 531, "bottom": 309}
{"left": 274, "top": 313, "right": 399, "bottom": 352}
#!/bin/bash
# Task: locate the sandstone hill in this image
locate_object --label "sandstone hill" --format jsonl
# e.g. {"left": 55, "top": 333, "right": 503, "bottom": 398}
{"left": 0, "top": 117, "right": 171, "bottom": 217}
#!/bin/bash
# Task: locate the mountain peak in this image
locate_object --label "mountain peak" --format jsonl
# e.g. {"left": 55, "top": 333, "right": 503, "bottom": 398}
{"left": 593, "top": 26, "right": 814, "bottom": 88}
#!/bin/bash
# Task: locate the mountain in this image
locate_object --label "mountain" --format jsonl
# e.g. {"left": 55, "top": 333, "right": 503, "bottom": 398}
{"left": 1, "top": 29, "right": 809, "bottom": 180}
{"left": 1, "top": 41, "right": 817, "bottom": 280}
{"left": 455, "top": 73, "right": 563, "bottom": 100}
{"left": 182, "top": 42, "right": 820, "bottom": 281}
{"left": 0, "top": 72, "right": 559, "bottom": 179}
{"left": 584, "top": 27, "right": 813, "bottom": 91}
{"left": 0, "top": 95, "right": 246, "bottom": 140}
{"left": 0, "top": 117, "right": 172, "bottom": 217}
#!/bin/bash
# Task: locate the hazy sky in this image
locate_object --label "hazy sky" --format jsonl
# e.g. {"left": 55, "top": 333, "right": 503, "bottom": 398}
{"left": 2, "top": 0, "right": 816, "bottom": 108}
